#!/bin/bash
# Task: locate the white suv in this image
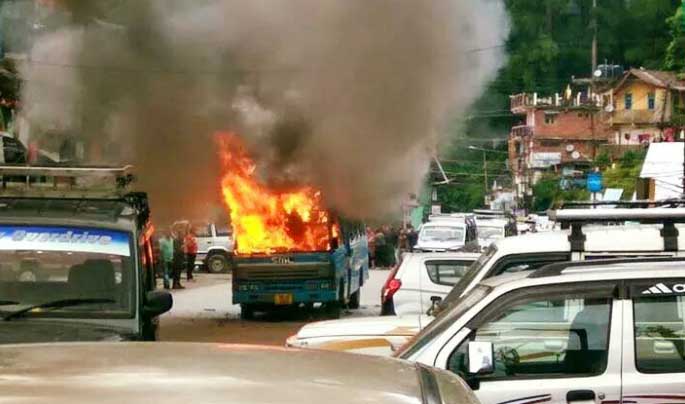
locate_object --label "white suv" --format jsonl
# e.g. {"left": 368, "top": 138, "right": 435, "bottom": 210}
{"left": 397, "top": 258, "right": 685, "bottom": 404}
{"left": 287, "top": 208, "right": 685, "bottom": 357}
{"left": 440, "top": 208, "right": 685, "bottom": 306}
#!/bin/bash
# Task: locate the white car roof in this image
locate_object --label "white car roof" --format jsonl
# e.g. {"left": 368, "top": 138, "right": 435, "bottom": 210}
{"left": 480, "top": 260, "right": 685, "bottom": 292}
{"left": 403, "top": 251, "right": 482, "bottom": 260}
{"left": 491, "top": 224, "right": 684, "bottom": 254}
{"left": 477, "top": 219, "right": 507, "bottom": 227}
{"left": 423, "top": 221, "right": 466, "bottom": 228}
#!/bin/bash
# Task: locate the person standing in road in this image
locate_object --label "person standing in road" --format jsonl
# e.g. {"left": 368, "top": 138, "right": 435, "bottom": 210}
{"left": 172, "top": 230, "right": 185, "bottom": 289}
{"left": 159, "top": 231, "right": 174, "bottom": 289}
{"left": 407, "top": 224, "right": 418, "bottom": 252}
{"left": 184, "top": 227, "right": 198, "bottom": 282}
{"left": 366, "top": 226, "right": 376, "bottom": 269}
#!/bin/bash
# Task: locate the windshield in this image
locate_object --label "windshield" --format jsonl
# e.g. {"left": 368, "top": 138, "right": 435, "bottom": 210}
{"left": 0, "top": 226, "right": 135, "bottom": 320}
{"left": 419, "top": 225, "right": 465, "bottom": 244}
{"left": 396, "top": 285, "right": 491, "bottom": 359}
{"left": 478, "top": 226, "right": 504, "bottom": 240}
{"left": 440, "top": 244, "right": 497, "bottom": 309}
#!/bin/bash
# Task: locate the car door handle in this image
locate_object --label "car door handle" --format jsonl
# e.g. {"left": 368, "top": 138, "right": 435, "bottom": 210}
{"left": 567, "top": 390, "right": 595, "bottom": 403}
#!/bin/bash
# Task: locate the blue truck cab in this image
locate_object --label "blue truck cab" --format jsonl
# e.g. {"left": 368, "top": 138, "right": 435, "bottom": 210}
{"left": 233, "top": 221, "right": 368, "bottom": 319}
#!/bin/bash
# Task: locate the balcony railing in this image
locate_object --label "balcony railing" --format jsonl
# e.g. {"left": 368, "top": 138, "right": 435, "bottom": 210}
{"left": 610, "top": 109, "right": 661, "bottom": 125}
{"left": 511, "top": 125, "right": 533, "bottom": 138}
{"left": 511, "top": 92, "right": 603, "bottom": 113}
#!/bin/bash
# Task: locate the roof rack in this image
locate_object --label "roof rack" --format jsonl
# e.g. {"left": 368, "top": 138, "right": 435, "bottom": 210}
{"left": 549, "top": 207, "right": 685, "bottom": 252}
{"left": 0, "top": 165, "right": 135, "bottom": 198}
{"left": 529, "top": 256, "right": 685, "bottom": 279}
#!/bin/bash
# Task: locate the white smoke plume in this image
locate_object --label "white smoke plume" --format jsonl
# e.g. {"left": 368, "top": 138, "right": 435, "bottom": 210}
{"left": 19, "top": 0, "right": 509, "bottom": 223}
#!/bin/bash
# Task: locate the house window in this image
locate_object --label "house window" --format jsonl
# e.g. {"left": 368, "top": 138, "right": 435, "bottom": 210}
{"left": 648, "top": 92, "right": 655, "bottom": 110}
{"left": 544, "top": 113, "right": 557, "bottom": 124}
{"left": 625, "top": 93, "right": 633, "bottom": 110}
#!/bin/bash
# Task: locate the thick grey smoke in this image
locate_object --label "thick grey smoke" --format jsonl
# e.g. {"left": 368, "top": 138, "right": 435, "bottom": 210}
{"left": 20, "top": 0, "right": 508, "bottom": 223}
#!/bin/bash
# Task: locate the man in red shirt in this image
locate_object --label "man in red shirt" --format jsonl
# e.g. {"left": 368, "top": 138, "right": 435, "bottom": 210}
{"left": 183, "top": 227, "right": 198, "bottom": 281}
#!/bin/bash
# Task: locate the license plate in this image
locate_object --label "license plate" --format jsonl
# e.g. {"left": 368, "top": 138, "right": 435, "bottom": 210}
{"left": 274, "top": 293, "right": 293, "bottom": 305}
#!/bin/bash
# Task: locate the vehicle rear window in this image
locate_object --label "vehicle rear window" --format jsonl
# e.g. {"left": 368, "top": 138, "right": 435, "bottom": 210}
{"left": 194, "top": 224, "right": 212, "bottom": 237}
{"left": 441, "top": 245, "right": 497, "bottom": 308}
{"left": 216, "top": 225, "right": 232, "bottom": 236}
{"left": 633, "top": 287, "right": 685, "bottom": 373}
{"left": 426, "top": 260, "right": 471, "bottom": 286}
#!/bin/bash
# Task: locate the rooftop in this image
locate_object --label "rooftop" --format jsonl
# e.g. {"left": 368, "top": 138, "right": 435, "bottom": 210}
{"left": 615, "top": 68, "right": 685, "bottom": 92}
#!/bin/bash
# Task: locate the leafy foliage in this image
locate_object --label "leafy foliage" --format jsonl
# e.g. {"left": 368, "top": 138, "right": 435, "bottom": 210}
{"left": 438, "top": 1, "right": 680, "bottom": 212}
{"left": 602, "top": 150, "right": 647, "bottom": 199}
{"left": 665, "top": 5, "right": 685, "bottom": 71}
{"left": 532, "top": 176, "right": 590, "bottom": 211}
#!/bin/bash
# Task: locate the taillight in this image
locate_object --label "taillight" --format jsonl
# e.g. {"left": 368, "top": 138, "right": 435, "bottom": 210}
{"left": 382, "top": 278, "right": 402, "bottom": 303}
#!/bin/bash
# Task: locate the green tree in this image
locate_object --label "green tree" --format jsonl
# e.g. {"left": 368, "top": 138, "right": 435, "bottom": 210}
{"left": 665, "top": 4, "right": 685, "bottom": 71}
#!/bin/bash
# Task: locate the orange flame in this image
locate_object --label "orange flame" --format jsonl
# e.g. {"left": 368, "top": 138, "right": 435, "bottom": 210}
{"left": 217, "top": 133, "right": 335, "bottom": 255}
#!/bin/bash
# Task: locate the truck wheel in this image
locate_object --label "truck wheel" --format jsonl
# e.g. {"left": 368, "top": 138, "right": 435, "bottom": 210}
{"left": 240, "top": 304, "right": 254, "bottom": 320}
{"left": 348, "top": 290, "right": 360, "bottom": 309}
{"left": 325, "top": 283, "right": 345, "bottom": 319}
{"left": 207, "top": 253, "right": 229, "bottom": 274}
{"left": 348, "top": 273, "right": 363, "bottom": 309}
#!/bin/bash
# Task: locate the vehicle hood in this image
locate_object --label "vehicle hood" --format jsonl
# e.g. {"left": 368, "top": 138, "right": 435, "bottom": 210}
{"left": 0, "top": 320, "right": 134, "bottom": 344}
{"left": 295, "top": 315, "right": 428, "bottom": 340}
{"left": 0, "top": 343, "right": 427, "bottom": 404}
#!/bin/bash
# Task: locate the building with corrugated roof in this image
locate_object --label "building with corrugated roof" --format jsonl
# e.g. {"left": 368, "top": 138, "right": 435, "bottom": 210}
{"left": 608, "top": 68, "right": 685, "bottom": 146}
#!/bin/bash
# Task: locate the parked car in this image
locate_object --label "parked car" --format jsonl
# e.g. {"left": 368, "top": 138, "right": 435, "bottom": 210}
{"left": 0, "top": 342, "right": 480, "bottom": 404}
{"left": 381, "top": 252, "right": 480, "bottom": 316}
{"left": 286, "top": 252, "right": 478, "bottom": 356}
{"left": 397, "top": 257, "right": 685, "bottom": 404}
{"left": 172, "top": 220, "right": 234, "bottom": 273}
{"left": 474, "top": 218, "right": 507, "bottom": 249}
{"left": 288, "top": 207, "right": 685, "bottom": 358}
{"left": 439, "top": 207, "right": 685, "bottom": 310}
{"left": 415, "top": 215, "right": 478, "bottom": 252}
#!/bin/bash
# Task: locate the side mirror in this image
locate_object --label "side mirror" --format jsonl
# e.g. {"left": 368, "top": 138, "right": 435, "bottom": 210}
{"left": 144, "top": 290, "right": 173, "bottom": 317}
{"left": 468, "top": 341, "right": 495, "bottom": 375}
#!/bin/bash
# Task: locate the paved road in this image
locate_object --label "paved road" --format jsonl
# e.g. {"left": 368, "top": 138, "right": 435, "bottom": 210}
{"left": 159, "top": 269, "right": 388, "bottom": 346}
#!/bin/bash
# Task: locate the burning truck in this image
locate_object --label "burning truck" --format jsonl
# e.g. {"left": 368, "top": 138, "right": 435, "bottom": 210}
{"left": 218, "top": 134, "right": 369, "bottom": 319}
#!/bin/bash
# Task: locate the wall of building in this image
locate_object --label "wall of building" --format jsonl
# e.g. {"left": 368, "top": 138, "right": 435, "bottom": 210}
{"left": 614, "top": 81, "right": 664, "bottom": 112}
{"left": 532, "top": 109, "right": 605, "bottom": 139}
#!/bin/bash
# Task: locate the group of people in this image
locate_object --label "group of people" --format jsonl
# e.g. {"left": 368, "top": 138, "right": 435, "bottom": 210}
{"left": 158, "top": 226, "right": 198, "bottom": 290}
{"left": 367, "top": 225, "right": 418, "bottom": 268}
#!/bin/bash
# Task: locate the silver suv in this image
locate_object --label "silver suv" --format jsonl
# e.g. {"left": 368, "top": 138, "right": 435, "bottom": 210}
{"left": 173, "top": 221, "right": 234, "bottom": 273}
{"left": 397, "top": 257, "right": 685, "bottom": 404}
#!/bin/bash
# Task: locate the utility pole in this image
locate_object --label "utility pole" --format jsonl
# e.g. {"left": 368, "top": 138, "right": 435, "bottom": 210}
{"left": 483, "top": 150, "right": 488, "bottom": 205}
{"left": 591, "top": 0, "right": 598, "bottom": 160}
{"left": 591, "top": 0, "right": 598, "bottom": 74}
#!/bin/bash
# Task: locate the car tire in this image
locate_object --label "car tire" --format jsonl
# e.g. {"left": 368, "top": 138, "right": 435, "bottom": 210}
{"left": 206, "top": 252, "right": 230, "bottom": 274}
{"left": 240, "top": 303, "right": 254, "bottom": 320}
{"left": 380, "top": 299, "right": 396, "bottom": 316}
